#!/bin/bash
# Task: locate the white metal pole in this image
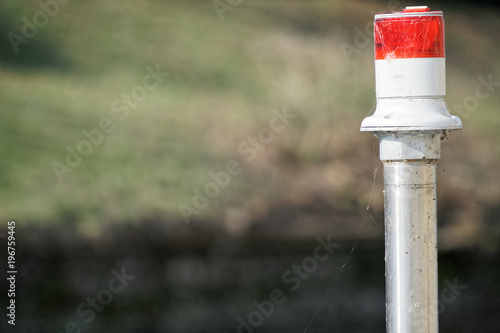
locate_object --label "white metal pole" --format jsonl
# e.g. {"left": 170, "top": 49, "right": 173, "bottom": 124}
{"left": 361, "top": 6, "right": 462, "bottom": 332}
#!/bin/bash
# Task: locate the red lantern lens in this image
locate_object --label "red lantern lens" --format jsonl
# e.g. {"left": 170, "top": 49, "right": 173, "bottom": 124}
{"left": 374, "top": 8, "right": 445, "bottom": 60}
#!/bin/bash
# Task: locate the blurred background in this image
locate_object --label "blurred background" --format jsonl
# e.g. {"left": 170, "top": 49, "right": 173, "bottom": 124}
{"left": 0, "top": 0, "right": 499, "bottom": 332}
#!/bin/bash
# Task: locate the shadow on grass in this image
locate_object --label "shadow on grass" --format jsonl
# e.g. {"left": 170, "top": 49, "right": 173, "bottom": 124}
{"left": 0, "top": 13, "right": 72, "bottom": 71}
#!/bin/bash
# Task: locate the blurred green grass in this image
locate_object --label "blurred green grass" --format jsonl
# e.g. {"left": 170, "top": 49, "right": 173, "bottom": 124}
{"left": 0, "top": 0, "right": 499, "bottom": 239}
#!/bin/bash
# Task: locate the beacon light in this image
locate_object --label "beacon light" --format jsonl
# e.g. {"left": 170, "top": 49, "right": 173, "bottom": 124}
{"left": 361, "top": 6, "right": 462, "bottom": 131}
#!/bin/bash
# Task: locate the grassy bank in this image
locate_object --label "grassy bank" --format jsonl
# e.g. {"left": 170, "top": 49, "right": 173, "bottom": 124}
{"left": 0, "top": 0, "right": 499, "bottom": 247}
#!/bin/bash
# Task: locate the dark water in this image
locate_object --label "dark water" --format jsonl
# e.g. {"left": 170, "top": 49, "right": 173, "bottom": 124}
{"left": 0, "top": 223, "right": 499, "bottom": 333}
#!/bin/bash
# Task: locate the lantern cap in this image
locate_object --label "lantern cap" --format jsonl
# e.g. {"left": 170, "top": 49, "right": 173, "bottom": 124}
{"left": 403, "top": 6, "right": 430, "bottom": 12}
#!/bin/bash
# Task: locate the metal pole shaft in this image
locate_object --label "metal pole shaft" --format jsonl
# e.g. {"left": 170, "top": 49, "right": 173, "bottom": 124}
{"left": 384, "top": 161, "right": 438, "bottom": 333}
